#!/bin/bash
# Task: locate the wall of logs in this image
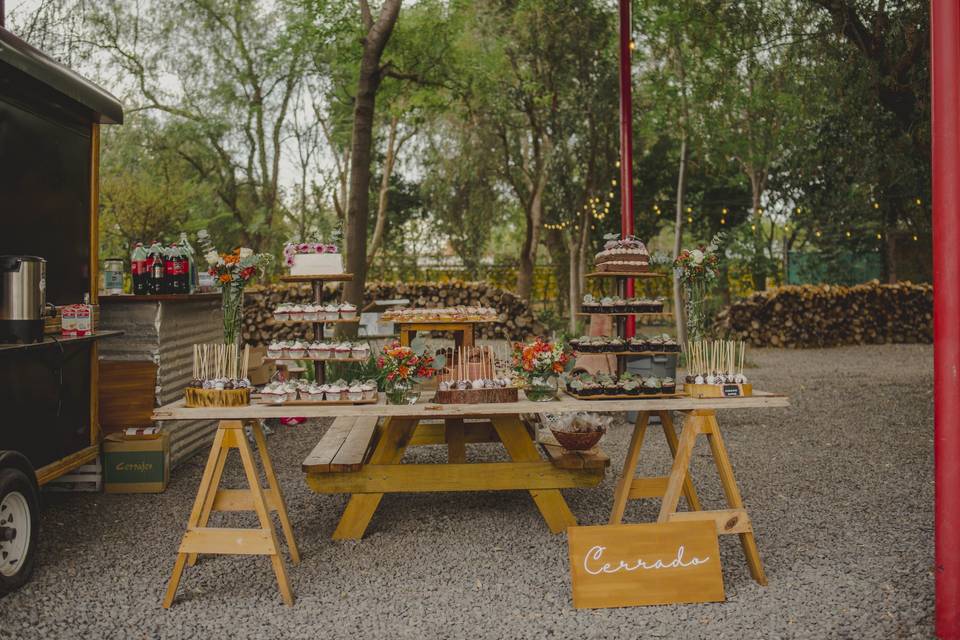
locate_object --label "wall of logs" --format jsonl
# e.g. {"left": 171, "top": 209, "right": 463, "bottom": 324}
{"left": 715, "top": 280, "right": 933, "bottom": 348}
{"left": 242, "top": 280, "right": 547, "bottom": 345}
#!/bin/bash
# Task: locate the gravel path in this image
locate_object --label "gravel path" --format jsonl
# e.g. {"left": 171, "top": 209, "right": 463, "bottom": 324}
{"left": 0, "top": 345, "right": 933, "bottom": 639}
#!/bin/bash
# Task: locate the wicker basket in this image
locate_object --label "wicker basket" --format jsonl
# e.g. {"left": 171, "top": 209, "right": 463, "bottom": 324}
{"left": 550, "top": 427, "right": 605, "bottom": 451}
{"left": 184, "top": 387, "right": 251, "bottom": 408}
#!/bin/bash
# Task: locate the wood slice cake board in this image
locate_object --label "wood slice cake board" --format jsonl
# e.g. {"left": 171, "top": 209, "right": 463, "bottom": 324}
{"left": 434, "top": 387, "right": 519, "bottom": 404}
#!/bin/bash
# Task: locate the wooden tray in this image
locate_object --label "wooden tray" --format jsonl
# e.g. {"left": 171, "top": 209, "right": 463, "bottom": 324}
{"left": 270, "top": 318, "right": 360, "bottom": 324}
{"left": 575, "top": 312, "right": 673, "bottom": 318}
{"left": 572, "top": 349, "right": 680, "bottom": 356}
{"left": 434, "top": 387, "right": 519, "bottom": 404}
{"left": 252, "top": 396, "right": 378, "bottom": 406}
{"left": 563, "top": 389, "right": 680, "bottom": 401}
{"left": 265, "top": 356, "right": 368, "bottom": 363}
{"left": 185, "top": 387, "right": 251, "bottom": 407}
{"left": 586, "top": 271, "right": 664, "bottom": 279}
{"left": 388, "top": 317, "right": 497, "bottom": 324}
{"left": 683, "top": 383, "right": 753, "bottom": 398}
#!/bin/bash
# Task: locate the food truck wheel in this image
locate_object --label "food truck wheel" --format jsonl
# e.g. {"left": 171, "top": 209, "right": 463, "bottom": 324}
{"left": 0, "top": 468, "right": 38, "bottom": 594}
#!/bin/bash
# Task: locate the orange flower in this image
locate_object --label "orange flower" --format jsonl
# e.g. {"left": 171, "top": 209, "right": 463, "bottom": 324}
{"left": 219, "top": 274, "right": 232, "bottom": 283}
{"left": 224, "top": 253, "right": 240, "bottom": 265}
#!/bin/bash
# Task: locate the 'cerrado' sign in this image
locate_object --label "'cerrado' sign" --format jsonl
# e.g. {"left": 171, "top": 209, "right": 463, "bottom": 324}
{"left": 568, "top": 521, "right": 724, "bottom": 608}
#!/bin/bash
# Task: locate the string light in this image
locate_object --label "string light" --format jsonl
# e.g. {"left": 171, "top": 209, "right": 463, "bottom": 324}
{"left": 873, "top": 202, "right": 880, "bottom": 209}
{"left": 913, "top": 234, "right": 919, "bottom": 241}
{"left": 815, "top": 230, "right": 821, "bottom": 238}
{"left": 720, "top": 218, "right": 726, "bottom": 225}
{"left": 876, "top": 232, "right": 883, "bottom": 239}
{"left": 916, "top": 198, "right": 922, "bottom": 205}
{"left": 846, "top": 231, "right": 851, "bottom": 238}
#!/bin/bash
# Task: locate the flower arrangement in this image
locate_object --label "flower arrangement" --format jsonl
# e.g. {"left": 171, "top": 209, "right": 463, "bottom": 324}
{"left": 673, "top": 233, "right": 724, "bottom": 340}
{"left": 511, "top": 338, "right": 573, "bottom": 401}
{"left": 376, "top": 341, "right": 441, "bottom": 405}
{"left": 197, "top": 230, "right": 273, "bottom": 345}
{"left": 282, "top": 229, "right": 342, "bottom": 267}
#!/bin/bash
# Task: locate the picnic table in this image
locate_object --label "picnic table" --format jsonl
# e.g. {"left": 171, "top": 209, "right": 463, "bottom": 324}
{"left": 153, "top": 390, "right": 789, "bottom": 606}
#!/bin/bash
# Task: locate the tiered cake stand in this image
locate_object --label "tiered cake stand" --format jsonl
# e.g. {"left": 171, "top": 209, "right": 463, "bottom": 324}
{"left": 577, "top": 270, "right": 676, "bottom": 381}
{"left": 273, "top": 273, "right": 358, "bottom": 383}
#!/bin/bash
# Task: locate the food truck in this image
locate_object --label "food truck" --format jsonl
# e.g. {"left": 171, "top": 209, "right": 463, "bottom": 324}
{"left": 0, "top": 25, "right": 123, "bottom": 592}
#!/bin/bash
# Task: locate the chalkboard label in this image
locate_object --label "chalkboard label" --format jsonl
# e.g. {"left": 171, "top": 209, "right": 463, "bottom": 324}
{"left": 722, "top": 384, "right": 741, "bottom": 397}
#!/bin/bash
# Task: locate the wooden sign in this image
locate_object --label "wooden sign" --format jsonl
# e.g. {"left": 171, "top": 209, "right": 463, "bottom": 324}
{"left": 567, "top": 521, "right": 724, "bottom": 608}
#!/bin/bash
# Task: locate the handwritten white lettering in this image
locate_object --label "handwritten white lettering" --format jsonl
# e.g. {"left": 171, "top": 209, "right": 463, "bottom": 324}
{"left": 583, "top": 545, "right": 710, "bottom": 575}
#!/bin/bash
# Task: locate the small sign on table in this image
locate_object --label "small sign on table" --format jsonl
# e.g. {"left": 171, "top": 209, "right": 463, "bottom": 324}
{"left": 568, "top": 521, "right": 725, "bottom": 608}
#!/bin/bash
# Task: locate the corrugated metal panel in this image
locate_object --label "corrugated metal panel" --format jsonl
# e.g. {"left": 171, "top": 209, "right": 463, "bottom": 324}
{"left": 99, "top": 299, "right": 223, "bottom": 467}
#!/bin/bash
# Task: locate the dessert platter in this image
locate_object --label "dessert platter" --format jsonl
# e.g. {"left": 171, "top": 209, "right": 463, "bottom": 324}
{"left": 382, "top": 306, "right": 499, "bottom": 323}
{"left": 283, "top": 241, "right": 343, "bottom": 275}
{"left": 564, "top": 371, "right": 678, "bottom": 400}
{"left": 265, "top": 340, "right": 370, "bottom": 362}
{"left": 434, "top": 345, "right": 519, "bottom": 404}
{"left": 256, "top": 377, "right": 378, "bottom": 405}
{"left": 569, "top": 333, "right": 680, "bottom": 354}
{"left": 593, "top": 233, "right": 651, "bottom": 273}
{"left": 273, "top": 302, "right": 357, "bottom": 322}
{"left": 185, "top": 344, "right": 252, "bottom": 407}
{"left": 580, "top": 294, "right": 665, "bottom": 314}
{"left": 683, "top": 339, "right": 752, "bottom": 398}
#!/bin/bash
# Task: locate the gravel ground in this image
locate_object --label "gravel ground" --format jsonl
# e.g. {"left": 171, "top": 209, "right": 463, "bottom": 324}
{"left": 0, "top": 345, "right": 933, "bottom": 639}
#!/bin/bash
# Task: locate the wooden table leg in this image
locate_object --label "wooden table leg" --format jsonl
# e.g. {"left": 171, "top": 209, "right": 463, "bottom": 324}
{"left": 656, "top": 412, "right": 707, "bottom": 523}
{"left": 163, "top": 421, "right": 296, "bottom": 608}
{"left": 703, "top": 412, "right": 768, "bottom": 585}
{"left": 609, "top": 411, "right": 649, "bottom": 524}
{"left": 332, "top": 417, "right": 418, "bottom": 540}
{"left": 492, "top": 416, "right": 577, "bottom": 533}
{"left": 251, "top": 422, "right": 301, "bottom": 565}
{"left": 445, "top": 418, "right": 467, "bottom": 464}
{"left": 659, "top": 411, "right": 702, "bottom": 511}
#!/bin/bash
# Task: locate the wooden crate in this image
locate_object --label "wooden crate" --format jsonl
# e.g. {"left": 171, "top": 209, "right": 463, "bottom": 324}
{"left": 99, "top": 361, "right": 158, "bottom": 433}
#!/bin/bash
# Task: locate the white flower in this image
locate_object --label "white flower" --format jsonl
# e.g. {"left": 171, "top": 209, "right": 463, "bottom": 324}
{"left": 204, "top": 250, "right": 220, "bottom": 266}
{"left": 690, "top": 249, "right": 705, "bottom": 265}
{"left": 239, "top": 248, "right": 253, "bottom": 259}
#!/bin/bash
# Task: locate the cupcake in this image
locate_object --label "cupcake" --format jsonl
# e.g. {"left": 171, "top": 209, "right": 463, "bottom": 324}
{"left": 600, "top": 296, "right": 615, "bottom": 314}
{"left": 661, "top": 377, "right": 676, "bottom": 394}
{"left": 323, "top": 304, "right": 340, "bottom": 321}
{"left": 352, "top": 343, "right": 371, "bottom": 360}
{"left": 663, "top": 337, "right": 680, "bottom": 352}
{"left": 568, "top": 379, "right": 585, "bottom": 396}
{"left": 335, "top": 343, "right": 352, "bottom": 359}
{"left": 348, "top": 384, "right": 363, "bottom": 402}
{"left": 325, "top": 383, "right": 342, "bottom": 401}
{"left": 306, "top": 384, "right": 325, "bottom": 402}
{"left": 648, "top": 336, "right": 665, "bottom": 352}
{"left": 642, "top": 377, "right": 661, "bottom": 395}
{"left": 340, "top": 302, "right": 358, "bottom": 319}
{"left": 602, "top": 380, "right": 620, "bottom": 396}
{"left": 267, "top": 341, "right": 284, "bottom": 359}
{"left": 273, "top": 304, "right": 291, "bottom": 322}
{"left": 288, "top": 304, "right": 305, "bottom": 321}
{"left": 362, "top": 380, "right": 378, "bottom": 400}
{"left": 628, "top": 336, "right": 646, "bottom": 352}
{"left": 260, "top": 383, "right": 287, "bottom": 404}
{"left": 607, "top": 337, "right": 626, "bottom": 353}
{"left": 315, "top": 341, "right": 333, "bottom": 359}
{"left": 612, "top": 296, "right": 627, "bottom": 314}
{"left": 581, "top": 294, "right": 600, "bottom": 314}
{"left": 621, "top": 379, "right": 641, "bottom": 396}
{"left": 308, "top": 341, "right": 325, "bottom": 359}
{"left": 303, "top": 304, "right": 320, "bottom": 322}
{"left": 287, "top": 341, "right": 307, "bottom": 359}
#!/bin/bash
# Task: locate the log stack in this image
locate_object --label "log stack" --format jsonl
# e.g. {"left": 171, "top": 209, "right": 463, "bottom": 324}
{"left": 242, "top": 280, "right": 547, "bottom": 345}
{"left": 715, "top": 280, "right": 933, "bottom": 348}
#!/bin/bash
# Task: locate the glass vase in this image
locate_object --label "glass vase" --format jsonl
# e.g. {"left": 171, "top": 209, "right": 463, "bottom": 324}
{"left": 221, "top": 282, "right": 244, "bottom": 346}
{"left": 525, "top": 376, "right": 559, "bottom": 402}
{"left": 385, "top": 378, "right": 421, "bottom": 405}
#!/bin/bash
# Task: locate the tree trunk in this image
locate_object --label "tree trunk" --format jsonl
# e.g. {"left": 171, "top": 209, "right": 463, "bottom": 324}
{"left": 672, "top": 134, "right": 688, "bottom": 346}
{"left": 749, "top": 172, "right": 767, "bottom": 291}
{"left": 343, "top": 0, "right": 403, "bottom": 310}
{"left": 367, "top": 115, "right": 399, "bottom": 268}
{"left": 515, "top": 168, "right": 547, "bottom": 302}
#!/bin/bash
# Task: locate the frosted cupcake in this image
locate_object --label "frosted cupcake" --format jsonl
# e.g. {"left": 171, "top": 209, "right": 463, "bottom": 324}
{"left": 286, "top": 304, "right": 303, "bottom": 321}
{"left": 287, "top": 341, "right": 307, "bottom": 359}
{"left": 348, "top": 384, "right": 363, "bottom": 402}
{"left": 303, "top": 304, "right": 321, "bottom": 322}
{"left": 308, "top": 341, "right": 325, "bottom": 359}
{"left": 260, "top": 383, "right": 287, "bottom": 404}
{"left": 266, "top": 341, "right": 284, "bottom": 359}
{"left": 352, "top": 343, "right": 370, "bottom": 360}
{"left": 273, "top": 304, "right": 291, "bottom": 322}
{"left": 335, "top": 343, "right": 352, "bottom": 359}
{"left": 340, "top": 302, "right": 358, "bottom": 319}
{"left": 306, "top": 384, "right": 325, "bottom": 402}
{"left": 325, "top": 383, "right": 343, "bottom": 401}
{"left": 361, "top": 380, "right": 378, "bottom": 400}
{"left": 323, "top": 304, "right": 339, "bottom": 321}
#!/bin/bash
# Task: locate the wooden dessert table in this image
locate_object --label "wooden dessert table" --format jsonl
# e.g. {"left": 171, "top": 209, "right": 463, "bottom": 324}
{"left": 152, "top": 390, "right": 788, "bottom": 604}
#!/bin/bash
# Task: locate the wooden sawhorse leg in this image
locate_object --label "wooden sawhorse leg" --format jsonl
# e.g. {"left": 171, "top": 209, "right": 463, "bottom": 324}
{"left": 657, "top": 410, "right": 767, "bottom": 585}
{"left": 332, "top": 417, "right": 418, "bottom": 540}
{"left": 163, "top": 420, "right": 299, "bottom": 608}
{"left": 609, "top": 410, "right": 701, "bottom": 525}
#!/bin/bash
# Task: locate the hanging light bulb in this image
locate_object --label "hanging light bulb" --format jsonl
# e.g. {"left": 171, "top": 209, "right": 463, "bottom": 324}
{"left": 846, "top": 231, "right": 851, "bottom": 238}
{"left": 815, "top": 230, "right": 821, "bottom": 238}
{"left": 722, "top": 208, "right": 728, "bottom": 215}
{"left": 873, "top": 202, "right": 880, "bottom": 209}
{"left": 720, "top": 218, "right": 726, "bottom": 225}
{"left": 915, "top": 198, "right": 922, "bottom": 205}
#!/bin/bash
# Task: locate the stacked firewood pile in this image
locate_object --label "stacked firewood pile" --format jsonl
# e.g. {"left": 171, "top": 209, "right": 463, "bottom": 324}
{"left": 242, "top": 280, "right": 547, "bottom": 345}
{"left": 715, "top": 280, "right": 933, "bottom": 348}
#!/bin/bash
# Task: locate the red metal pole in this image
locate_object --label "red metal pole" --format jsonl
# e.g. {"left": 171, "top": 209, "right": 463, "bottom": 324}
{"left": 618, "top": 0, "right": 636, "bottom": 337}
{"left": 932, "top": 1, "right": 960, "bottom": 637}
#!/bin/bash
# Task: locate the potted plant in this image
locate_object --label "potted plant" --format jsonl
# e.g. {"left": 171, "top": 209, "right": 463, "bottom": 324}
{"left": 197, "top": 230, "right": 273, "bottom": 345}
{"left": 376, "top": 341, "right": 440, "bottom": 405}
{"left": 511, "top": 338, "right": 574, "bottom": 402}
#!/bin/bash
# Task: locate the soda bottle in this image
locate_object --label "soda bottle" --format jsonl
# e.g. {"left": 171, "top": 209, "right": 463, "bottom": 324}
{"left": 172, "top": 244, "right": 188, "bottom": 294}
{"left": 179, "top": 232, "right": 197, "bottom": 293}
{"left": 163, "top": 245, "right": 178, "bottom": 294}
{"left": 131, "top": 243, "right": 148, "bottom": 295}
{"left": 148, "top": 243, "right": 165, "bottom": 294}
